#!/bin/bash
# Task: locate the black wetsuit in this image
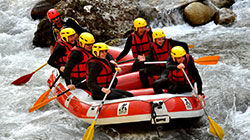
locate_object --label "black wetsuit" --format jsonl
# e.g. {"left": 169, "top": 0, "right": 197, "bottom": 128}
{"left": 153, "top": 55, "right": 203, "bottom": 95}
{"left": 87, "top": 57, "right": 133, "bottom": 100}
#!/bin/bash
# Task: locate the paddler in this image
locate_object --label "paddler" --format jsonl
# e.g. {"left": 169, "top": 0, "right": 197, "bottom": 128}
{"left": 47, "top": 28, "right": 77, "bottom": 76}
{"left": 46, "top": 8, "right": 88, "bottom": 53}
{"left": 152, "top": 46, "right": 203, "bottom": 100}
{"left": 86, "top": 43, "right": 134, "bottom": 100}
{"left": 115, "top": 17, "right": 153, "bottom": 72}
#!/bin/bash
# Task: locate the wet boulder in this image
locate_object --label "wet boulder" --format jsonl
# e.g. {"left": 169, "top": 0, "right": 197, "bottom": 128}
{"left": 210, "top": 0, "right": 235, "bottom": 8}
{"left": 31, "top": 0, "right": 53, "bottom": 20}
{"left": 45, "top": 0, "right": 61, "bottom": 5}
{"left": 33, "top": 18, "right": 54, "bottom": 47}
{"left": 214, "top": 8, "right": 236, "bottom": 25}
{"left": 184, "top": 2, "right": 216, "bottom": 26}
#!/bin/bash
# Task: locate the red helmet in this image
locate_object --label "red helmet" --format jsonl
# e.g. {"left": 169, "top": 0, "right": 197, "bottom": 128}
{"left": 47, "top": 9, "right": 60, "bottom": 20}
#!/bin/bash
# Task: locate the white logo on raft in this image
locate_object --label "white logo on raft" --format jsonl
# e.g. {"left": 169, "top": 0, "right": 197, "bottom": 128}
{"left": 118, "top": 102, "right": 129, "bottom": 116}
{"left": 181, "top": 98, "right": 192, "bottom": 110}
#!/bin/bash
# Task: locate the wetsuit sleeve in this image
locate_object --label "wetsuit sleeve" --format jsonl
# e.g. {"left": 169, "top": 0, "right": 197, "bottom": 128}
{"left": 115, "top": 35, "right": 132, "bottom": 61}
{"left": 64, "top": 51, "right": 83, "bottom": 85}
{"left": 106, "top": 53, "right": 114, "bottom": 61}
{"left": 87, "top": 62, "right": 103, "bottom": 92}
{"left": 158, "top": 57, "right": 175, "bottom": 79}
{"left": 165, "top": 57, "right": 178, "bottom": 71}
{"left": 187, "top": 56, "right": 203, "bottom": 95}
{"left": 65, "top": 18, "right": 88, "bottom": 34}
{"left": 169, "top": 39, "right": 189, "bottom": 54}
{"left": 47, "top": 44, "right": 66, "bottom": 69}
{"left": 50, "top": 26, "right": 56, "bottom": 46}
{"left": 146, "top": 44, "right": 155, "bottom": 61}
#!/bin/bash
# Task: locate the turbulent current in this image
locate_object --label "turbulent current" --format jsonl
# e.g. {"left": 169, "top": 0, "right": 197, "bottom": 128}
{"left": 0, "top": 0, "right": 250, "bottom": 139}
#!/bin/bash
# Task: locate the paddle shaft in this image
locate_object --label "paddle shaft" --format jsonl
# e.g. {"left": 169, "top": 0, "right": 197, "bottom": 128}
{"left": 32, "top": 74, "right": 61, "bottom": 106}
{"left": 144, "top": 61, "right": 167, "bottom": 64}
{"left": 33, "top": 62, "right": 48, "bottom": 73}
{"left": 49, "top": 74, "right": 61, "bottom": 89}
{"left": 144, "top": 56, "right": 220, "bottom": 65}
{"left": 116, "top": 46, "right": 193, "bottom": 65}
{"left": 93, "top": 71, "right": 118, "bottom": 121}
{"left": 181, "top": 69, "right": 208, "bottom": 115}
{"left": 117, "top": 58, "right": 136, "bottom": 64}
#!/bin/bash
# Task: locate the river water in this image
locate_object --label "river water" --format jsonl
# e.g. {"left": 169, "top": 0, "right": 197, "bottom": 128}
{"left": 0, "top": 0, "right": 249, "bottom": 140}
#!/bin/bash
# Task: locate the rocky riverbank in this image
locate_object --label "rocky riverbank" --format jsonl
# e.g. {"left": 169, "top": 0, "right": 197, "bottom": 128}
{"left": 31, "top": 0, "right": 236, "bottom": 47}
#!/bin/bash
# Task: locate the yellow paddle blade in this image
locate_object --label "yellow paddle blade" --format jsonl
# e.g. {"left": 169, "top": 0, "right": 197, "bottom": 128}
{"left": 188, "top": 44, "right": 194, "bottom": 48}
{"left": 29, "top": 96, "right": 57, "bottom": 112}
{"left": 195, "top": 56, "right": 220, "bottom": 65}
{"left": 33, "top": 89, "right": 51, "bottom": 106}
{"left": 82, "top": 121, "right": 96, "bottom": 140}
{"left": 208, "top": 116, "right": 225, "bottom": 140}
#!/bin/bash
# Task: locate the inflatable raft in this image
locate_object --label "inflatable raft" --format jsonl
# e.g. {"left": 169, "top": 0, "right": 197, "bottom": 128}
{"left": 47, "top": 70, "right": 205, "bottom": 125}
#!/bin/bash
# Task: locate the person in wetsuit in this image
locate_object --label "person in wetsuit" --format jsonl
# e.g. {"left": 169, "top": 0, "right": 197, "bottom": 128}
{"left": 115, "top": 18, "right": 153, "bottom": 72}
{"left": 152, "top": 46, "right": 203, "bottom": 100}
{"left": 64, "top": 32, "right": 95, "bottom": 91}
{"left": 47, "top": 8, "right": 87, "bottom": 53}
{"left": 86, "top": 43, "right": 134, "bottom": 100}
{"left": 47, "top": 28, "right": 77, "bottom": 76}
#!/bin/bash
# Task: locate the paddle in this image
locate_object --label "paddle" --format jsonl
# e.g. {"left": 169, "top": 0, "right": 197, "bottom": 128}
{"left": 32, "top": 74, "right": 61, "bottom": 107}
{"left": 82, "top": 71, "right": 118, "bottom": 140}
{"left": 117, "top": 58, "right": 136, "bottom": 64}
{"left": 188, "top": 44, "right": 194, "bottom": 48}
{"left": 144, "top": 56, "right": 220, "bottom": 65}
{"left": 115, "top": 45, "right": 194, "bottom": 65}
{"left": 182, "top": 69, "right": 224, "bottom": 140}
{"left": 29, "top": 79, "right": 86, "bottom": 112}
{"left": 11, "top": 62, "right": 48, "bottom": 85}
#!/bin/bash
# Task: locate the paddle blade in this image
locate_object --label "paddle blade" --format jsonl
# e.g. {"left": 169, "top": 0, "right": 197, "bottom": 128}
{"left": 195, "top": 56, "right": 220, "bottom": 65}
{"left": 11, "top": 72, "right": 34, "bottom": 85}
{"left": 82, "top": 121, "right": 96, "bottom": 140}
{"left": 29, "top": 96, "right": 57, "bottom": 112}
{"left": 208, "top": 116, "right": 225, "bottom": 140}
{"left": 33, "top": 89, "right": 51, "bottom": 107}
{"left": 188, "top": 44, "right": 194, "bottom": 48}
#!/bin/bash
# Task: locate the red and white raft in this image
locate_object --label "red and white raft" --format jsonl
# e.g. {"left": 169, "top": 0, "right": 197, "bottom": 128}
{"left": 47, "top": 69, "right": 205, "bottom": 125}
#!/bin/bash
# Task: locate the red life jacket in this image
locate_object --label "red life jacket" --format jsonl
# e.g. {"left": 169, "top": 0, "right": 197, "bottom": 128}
{"left": 55, "top": 39, "right": 73, "bottom": 66}
{"left": 69, "top": 46, "right": 93, "bottom": 79}
{"left": 151, "top": 38, "right": 172, "bottom": 67}
{"left": 168, "top": 54, "right": 195, "bottom": 84}
{"left": 131, "top": 27, "right": 152, "bottom": 58}
{"left": 86, "top": 58, "right": 113, "bottom": 88}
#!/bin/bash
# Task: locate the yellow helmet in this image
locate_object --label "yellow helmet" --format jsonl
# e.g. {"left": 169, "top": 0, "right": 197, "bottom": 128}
{"left": 171, "top": 46, "right": 186, "bottom": 61}
{"left": 152, "top": 29, "right": 165, "bottom": 42}
{"left": 134, "top": 18, "right": 147, "bottom": 31}
{"left": 79, "top": 32, "right": 95, "bottom": 48}
{"left": 92, "top": 43, "right": 109, "bottom": 57}
{"left": 60, "top": 28, "right": 76, "bottom": 42}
